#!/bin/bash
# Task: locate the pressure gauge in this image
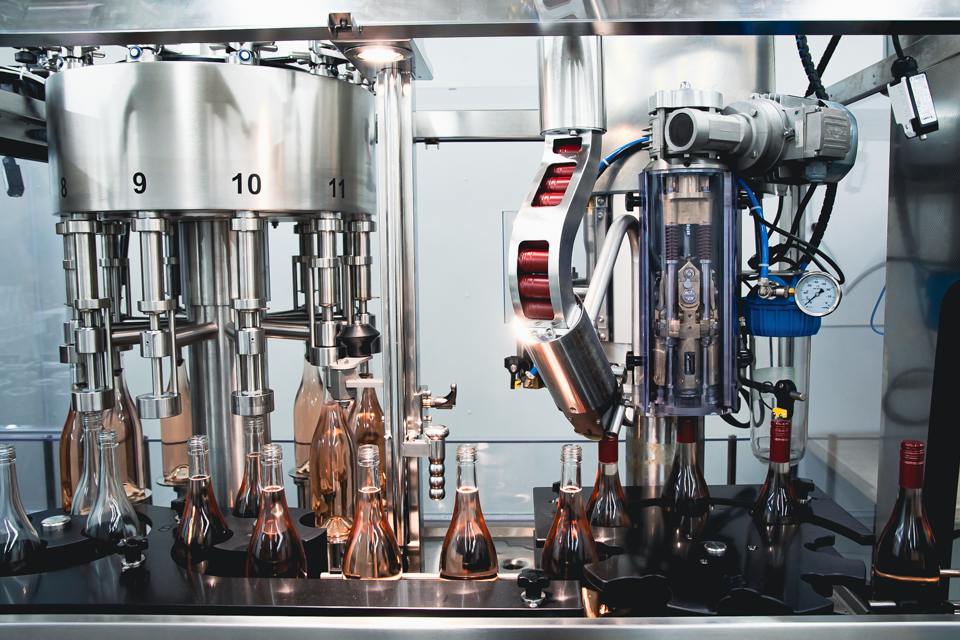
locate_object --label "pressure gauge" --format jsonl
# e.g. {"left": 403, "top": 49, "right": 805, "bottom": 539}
{"left": 794, "top": 272, "right": 841, "bottom": 317}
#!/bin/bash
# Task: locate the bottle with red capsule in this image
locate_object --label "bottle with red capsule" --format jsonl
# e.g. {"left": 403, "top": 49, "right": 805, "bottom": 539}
{"left": 872, "top": 440, "right": 939, "bottom": 602}
{"left": 661, "top": 417, "right": 710, "bottom": 542}
{"left": 586, "top": 434, "right": 632, "bottom": 531}
{"left": 753, "top": 409, "right": 800, "bottom": 527}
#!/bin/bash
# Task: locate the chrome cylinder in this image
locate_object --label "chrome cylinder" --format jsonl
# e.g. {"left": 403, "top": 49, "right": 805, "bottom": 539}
{"left": 519, "top": 303, "right": 619, "bottom": 439}
{"left": 538, "top": 36, "right": 606, "bottom": 134}
{"left": 181, "top": 220, "right": 244, "bottom": 507}
{"left": 377, "top": 65, "right": 421, "bottom": 567}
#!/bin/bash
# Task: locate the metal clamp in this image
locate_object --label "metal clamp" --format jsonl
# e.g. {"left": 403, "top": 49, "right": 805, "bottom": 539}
{"left": 423, "top": 424, "right": 449, "bottom": 500}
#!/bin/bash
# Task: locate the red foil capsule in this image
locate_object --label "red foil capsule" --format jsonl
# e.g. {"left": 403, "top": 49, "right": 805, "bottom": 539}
{"left": 769, "top": 421, "right": 792, "bottom": 464}
{"left": 549, "top": 164, "right": 576, "bottom": 177}
{"left": 677, "top": 417, "right": 698, "bottom": 444}
{"left": 899, "top": 439, "right": 925, "bottom": 489}
{"left": 535, "top": 192, "right": 565, "bottom": 207}
{"left": 521, "top": 299, "right": 554, "bottom": 320}
{"left": 518, "top": 275, "right": 550, "bottom": 300}
{"left": 543, "top": 177, "right": 570, "bottom": 192}
{"left": 517, "top": 248, "right": 549, "bottom": 274}
{"left": 598, "top": 434, "right": 618, "bottom": 464}
{"left": 555, "top": 144, "right": 582, "bottom": 155}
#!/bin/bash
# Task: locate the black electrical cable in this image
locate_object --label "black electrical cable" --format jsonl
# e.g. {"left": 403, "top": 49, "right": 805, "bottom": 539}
{"left": 805, "top": 35, "right": 842, "bottom": 98}
{"left": 751, "top": 211, "right": 846, "bottom": 284}
{"left": 796, "top": 35, "right": 829, "bottom": 100}
{"left": 892, "top": 35, "right": 906, "bottom": 61}
{"left": 767, "top": 196, "right": 785, "bottom": 239}
{"left": 803, "top": 182, "right": 838, "bottom": 263}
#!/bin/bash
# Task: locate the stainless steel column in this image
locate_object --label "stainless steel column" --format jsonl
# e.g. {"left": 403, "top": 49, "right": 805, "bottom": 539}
{"left": 377, "top": 65, "right": 421, "bottom": 569}
{"left": 180, "top": 220, "right": 243, "bottom": 507}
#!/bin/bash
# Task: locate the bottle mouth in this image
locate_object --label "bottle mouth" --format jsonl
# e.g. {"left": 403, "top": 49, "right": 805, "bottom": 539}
{"left": 358, "top": 443, "right": 380, "bottom": 465}
{"left": 900, "top": 439, "right": 925, "bottom": 464}
{"left": 187, "top": 435, "right": 209, "bottom": 455}
{"left": 0, "top": 443, "right": 15, "bottom": 463}
{"left": 456, "top": 444, "right": 477, "bottom": 463}
{"left": 261, "top": 443, "right": 283, "bottom": 465}
{"left": 560, "top": 443, "right": 582, "bottom": 463}
{"left": 97, "top": 429, "right": 119, "bottom": 448}
{"left": 677, "top": 417, "right": 698, "bottom": 444}
{"left": 244, "top": 416, "right": 265, "bottom": 435}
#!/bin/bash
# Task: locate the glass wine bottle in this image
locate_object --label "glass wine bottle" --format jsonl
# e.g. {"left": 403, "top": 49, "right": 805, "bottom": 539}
{"left": 83, "top": 429, "right": 142, "bottom": 544}
{"left": 872, "top": 440, "right": 940, "bottom": 602}
{"left": 246, "top": 444, "right": 308, "bottom": 578}
{"left": 58, "top": 403, "right": 80, "bottom": 511}
{"left": 101, "top": 358, "right": 146, "bottom": 502}
{"left": 70, "top": 412, "right": 103, "bottom": 516}
{"left": 309, "top": 386, "right": 358, "bottom": 543}
{"left": 586, "top": 434, "right": 632, "bottom": 530}
{"left": 662, "top": 417, "right": 709, "bottom": 511}
{"left": 234, "top": 417, "right": 264, "bottom": 518}
{"left": 439, "top": 444, "right": 498, "bottom": 580}
{"left": 342, "top": 444, "right": 402, "bottom": 580}
{"left": 173, "top": 435, "right": 231, "bottom": 569}
{"left": 0, "top": 444, "right": 41, "bottom": 575}
{"left": 352, "top": 375, "right": 386, "bottom": 491}
{"left": 293, "top": 355, "right": 324, "bottom": 476}
{"left": 542, "top": 444, "right": 599, "bottom": 582}
{"left": 753, "top": 413, "right": 800, "bottom": 526}
{"left": 160, "top": 356, "right": 192, "bottom": 487}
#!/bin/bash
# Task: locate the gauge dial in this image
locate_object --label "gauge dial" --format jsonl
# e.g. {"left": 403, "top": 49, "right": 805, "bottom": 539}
{"left": 794, "top": 272, "right": 841, "bottom": 317}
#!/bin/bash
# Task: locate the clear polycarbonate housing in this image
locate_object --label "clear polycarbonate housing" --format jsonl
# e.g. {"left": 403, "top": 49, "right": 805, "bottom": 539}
{"left": 638, "top": 168, "right": 738, "bottom": 417}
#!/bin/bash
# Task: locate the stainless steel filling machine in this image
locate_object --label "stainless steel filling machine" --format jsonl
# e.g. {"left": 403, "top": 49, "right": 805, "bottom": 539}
{"left": 1, "top": 2, "right": 960, "bottom": 637}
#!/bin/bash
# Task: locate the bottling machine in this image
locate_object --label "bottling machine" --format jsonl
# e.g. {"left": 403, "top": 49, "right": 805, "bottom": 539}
{"left": 1, "top": 2, "right": 960, "bottom": 637}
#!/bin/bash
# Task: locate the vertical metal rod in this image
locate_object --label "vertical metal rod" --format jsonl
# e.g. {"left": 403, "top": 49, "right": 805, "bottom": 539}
{"left": 42, "top": 436, "right": 56, "bottom": 509}
{"left": 726, "top": 434, "right": 738, "bottom": 485}
{"left": 377, "top": 64, "right": 421, "bottom": 569}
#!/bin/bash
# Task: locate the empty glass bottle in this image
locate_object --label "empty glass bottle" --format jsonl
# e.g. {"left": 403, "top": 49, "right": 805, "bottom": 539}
{"left": 246, "top": 444, "right": 307, "bottom": 578}
{"left": 872, "top": 440, "right": 939, "bottom": 602}
{"left": 542, "top": 444, "right": 599, "bottom": 582}
{"left": 310, "top": 386, "right": 358, "bottom": 543}
{"left": 293, "top": 356, "right": 324, "bottom": 476}
{"left": 439, "top": 444, "right": 498, "bottom": 580}
{"left": 342, "top": 444, "right": 402, "bottom": 580}
{"left": 586, "top": 434, "right": 632, "bottom": 530}
{"left": 753, "top": 414, "right": 800, "bottom": 527}
{"left": 83, "top": 429, "right": 142, "bottom": 544}
{"left": 71, "top": 412, "right": 103, "bottom": 516}
{"left": 160, "top": 357, "right": 192, "bottom": 487}
{"left": 102, "top": 360, "right": 146, "bottom": 502}
{"left": 0, "top": 444, "right": 41, "bottom": 575}
{"left": 58, "top": 403, "right": 81, "bottom": 511}
{"left": 234, "top": 417, "right": 264, "bottom": 518}
{"left": 352, "top": 376, "right": 386, "bottom": 491}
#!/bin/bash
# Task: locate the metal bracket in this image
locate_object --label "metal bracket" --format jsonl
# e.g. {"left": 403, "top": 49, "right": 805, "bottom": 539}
{"left": 328, "top": 13, "right": 362, "bottom": 39}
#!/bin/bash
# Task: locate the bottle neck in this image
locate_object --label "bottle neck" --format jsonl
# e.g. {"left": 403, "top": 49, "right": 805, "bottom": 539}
{"left": 81, "top": 413, "right": 102, "bottom": 477}
{"left": 244, "top": 417, "right": 264, "bottom": 456}
{"left": 98, "top": 442, "right": 122, "bottom": 488}
{"left": 261, "top": 457, "right": 284, "bottom": 490}
{"left": 457, "top": 460, "right": 478, "bottom": 491}
{"left": 895, "top": 486, "right": 925, "bottom": 519}
{"left": 359, "top": 461, "right": 380, "bottom": 492}
{"left": 0, "top": 459, "right": 16, "bottom": 508}
{"left": 560, "top": 458, "right": 582, "bottom": 492}
{"left": 303, "top": 358, "right": 320, "bottom": 386}
{"left": 767, "top": 460, "right": 792, "bottom": 480}
{"left": 189, "top": 448, "right": 210, "bottom": 479}
{"left": 675, "top": 441, "right": 699, "bottom": 467}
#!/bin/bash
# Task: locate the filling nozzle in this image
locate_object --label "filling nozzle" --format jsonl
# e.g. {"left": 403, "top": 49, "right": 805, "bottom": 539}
{"left": 57, "top": 214, "right": 116, "bottom": 414}
{"left": 132, "top": 211, "right": 181, "bottom": 419}
{"left": 229, "top": 210, "right": 274, "bottom": 418}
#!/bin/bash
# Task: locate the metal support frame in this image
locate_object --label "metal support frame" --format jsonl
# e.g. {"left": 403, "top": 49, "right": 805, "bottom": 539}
{"left": 1, "top": 2, "right": 960, "bottom": 46}
{"left": 377, "top": 63, "right": 422, "bottom": 568}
